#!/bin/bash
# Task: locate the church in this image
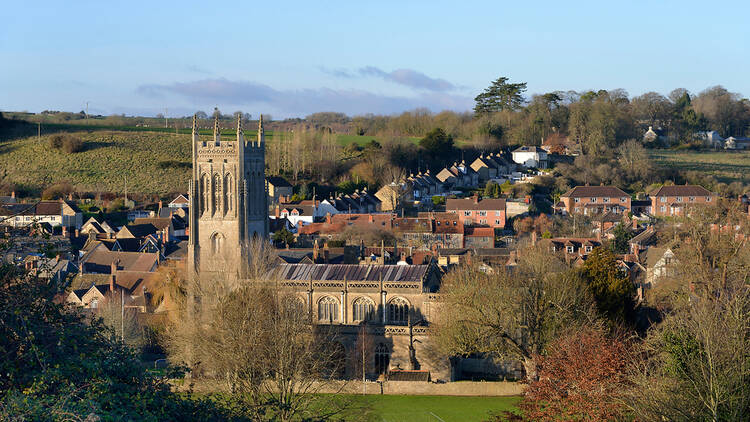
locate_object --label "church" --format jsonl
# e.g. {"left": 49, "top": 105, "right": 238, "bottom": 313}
{"left": 187, "top": 114, "right": 268, "bottom": 279}
{"left": 185, "top": 114, "right": 453, "bottom": 381}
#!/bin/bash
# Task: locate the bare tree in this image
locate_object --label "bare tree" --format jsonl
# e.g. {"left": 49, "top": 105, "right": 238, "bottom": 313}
{"left": 434, "top": 245, "right": 596, "bottom": 380}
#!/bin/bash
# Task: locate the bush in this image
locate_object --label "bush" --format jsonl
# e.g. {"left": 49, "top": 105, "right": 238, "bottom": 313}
{"left": 41, "top": 182, "right": 74, "bottom": 200}
{"left": 49, "top": 134, "right": 84, "bottom": 153}
{"left": 49, "top": 134, "right": 64, "bottom": 149}
{"left": 61, "top": 136, "right": 84, "bottom": 153}
{"left": 432, "top": 195, "right": 445, "bottom": 206}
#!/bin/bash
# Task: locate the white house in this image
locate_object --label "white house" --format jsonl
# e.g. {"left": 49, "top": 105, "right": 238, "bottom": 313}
{"left": 725, "top": 136, "right": 750, "bottom": 150}
{"left": 511, "top": 146, "right": 548, "bottom": 169}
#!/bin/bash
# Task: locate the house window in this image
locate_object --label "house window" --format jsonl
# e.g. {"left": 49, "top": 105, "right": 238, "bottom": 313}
{"left": 478, "top": 211, "right": 487, "bottom": 216}
{"left": 706, "top": 196, "right": 712, "bottom": 202}
{"left": 375, "top": 343, "right": 390, "bottom": 375}
{"left": 621, "top": 197, "right": 627, "bottom": 202}
{"left": 495, "top": 211, "right": 501, "bottom": 216}
{"left": 495, "top": 220, "right": 501, "bottom": 225}
{"left": 660, "top": 197, "right": 667, "bottom": 203}
{"left": 566, "top": 246, "right": 574, "bottom": 253}
{"left": 388, "top": 297, "right": 409, "bottom": 326}
{"left": 585, "top": 246, "right": 593, "bottom": 253}
{"left": 591, "top": 198, "right": 597, "bottom": 203}
{"left": 479, "top": 219, "right": 487, "bottom": 225}
{"left": 676, "top": 197, "right": 683, "bottom": 202}
{"left": 318, "top": 296, "right": 339, "bottom": 323}
{"left": 689, "top": 196, "right": 695, "bottom": 202}
{"left": 574, "top": 198, "right": 580, "bottom": 203}
{"left": 464, "top": 211, "right": 472, "bottom": 216}
{"left": 352, "top": 297, "right": 374, "bottom": 322}
{"left": 90, "top": 298, "right": 98, "bottom": 309}
{"left": 660, "top": 206, "right": 666, "bottom": 212}
{"left": 602, "top": 197, "right": 609, "bottom": 203}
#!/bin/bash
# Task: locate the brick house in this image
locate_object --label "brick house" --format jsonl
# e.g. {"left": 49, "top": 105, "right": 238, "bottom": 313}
{"left": 560, "top": 185, "right": 631, "bottom": 215}
{"left": 464, "top": 227, "right": 495, "bottom": 248}
{"left": 446, "top": 196, "right": 506, "bottom": 228}
{"left": 650, "top": 185, "right": 716, "bottom": 216}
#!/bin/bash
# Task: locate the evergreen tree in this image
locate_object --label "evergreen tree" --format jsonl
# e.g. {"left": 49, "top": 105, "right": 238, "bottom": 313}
{"left": 474, "top": 77, "right": 528, "bottom": 115}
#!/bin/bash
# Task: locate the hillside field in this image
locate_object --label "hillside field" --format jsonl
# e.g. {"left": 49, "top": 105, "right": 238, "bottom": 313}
{"left": 649, "top": 149, "right": 750, "bottom": 184}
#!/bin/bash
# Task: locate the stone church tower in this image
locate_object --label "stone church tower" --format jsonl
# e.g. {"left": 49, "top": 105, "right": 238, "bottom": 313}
{"left": 187, "top": 114, "right": 268, "bottom": 279}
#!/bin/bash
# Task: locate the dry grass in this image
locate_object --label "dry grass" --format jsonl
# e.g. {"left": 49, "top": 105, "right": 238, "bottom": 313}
{"left": 650, "top": 150, "right": 750, "bottom": 184}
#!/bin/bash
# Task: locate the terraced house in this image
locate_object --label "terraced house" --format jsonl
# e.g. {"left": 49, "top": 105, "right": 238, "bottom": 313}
{"left": 0, "top": 199, "right": 82, "bottom": 229}
{"left": 650, "top": 185, "right": 716, "bottom": 216}
{"left": 446, "top": 196, "right": 506, "bottom": 228}
{"left": 560, "top": 185, "right": 631, "bottom": 215}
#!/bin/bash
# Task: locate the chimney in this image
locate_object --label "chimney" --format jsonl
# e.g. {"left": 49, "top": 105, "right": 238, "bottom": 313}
{"left": 67, "top": 193, "right": 73, "bottom": 201}
{"left": 473, "top": 194, "right": 479, "bottom": 204}
{"left": 74, "top": 229, "right": 79, "bottom": 238}
{"left": 313, "top": 239, "right": 320, "bottom": 262}
{"left": 632, "top": 218, "right": 638, "bottom": 230}
{"left": 369, "top": 214, "right": 374, "bottom": 223}
{"left": 62, "top": 225, "right": 67, "bottom": 237}
{"left": 275, "top": 204, "right": 280, "bottom": 218}
{"left": 323, "top": 243, "right": 330, "bottom": 263}
{"left": 10, "top": 191, "right": 15, "bottom": 199}
{"left": 326, "top": 213, "right": 332, "bottom": 224}
{"left": 158, "top": 200, "right": 163, "bottom": 210}
{"left": 531, "top": 231, "right": 537, "bottom": 246}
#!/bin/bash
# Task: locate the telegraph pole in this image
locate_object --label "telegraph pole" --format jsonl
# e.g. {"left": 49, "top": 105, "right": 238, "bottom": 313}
{"left": 165, "top": 108, "right": 168, "bottom": 128}
{"left": 85, "top": 102, "right": 89, "bottom": 125}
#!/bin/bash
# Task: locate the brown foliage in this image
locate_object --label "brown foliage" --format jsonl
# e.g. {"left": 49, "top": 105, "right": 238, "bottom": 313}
{"left": 519, "top": 327, "right": 628, "bottom": 421}
{"left": 41, "top": 182, "right": 74, "bottom": 200}
{"left": 49, "top": 134, "right": 84, "bottom": 153}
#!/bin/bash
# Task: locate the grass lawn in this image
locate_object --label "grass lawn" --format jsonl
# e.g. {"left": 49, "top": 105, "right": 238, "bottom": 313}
{"left": 331, "top": 394, "right": 520, "bottom": 422}
{"left": 649, "top": 149, "right": 750, "bottom": 184}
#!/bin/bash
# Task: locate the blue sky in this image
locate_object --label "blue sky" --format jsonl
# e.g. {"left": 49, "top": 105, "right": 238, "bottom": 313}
{"left": 1, "top": 0, "right": 748, "bottom": 118}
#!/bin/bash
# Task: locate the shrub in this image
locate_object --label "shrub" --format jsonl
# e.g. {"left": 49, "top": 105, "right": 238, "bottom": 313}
{"left": 49, "top": 134, "right": 64, "bottom": 149}
{"left": 41, "top": 182, "right": 74, "bottom": 200}
{"left": 61, "top": 136, "right": 84, "bottom": 153}
{"left": 49, "top": 134, "right": 84, "bottom": 153}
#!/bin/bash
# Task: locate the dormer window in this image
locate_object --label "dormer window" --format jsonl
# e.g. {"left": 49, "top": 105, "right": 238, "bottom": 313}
{"left": 689, "top": 196, "right": 695, "bottom": 202}
{"left": 661, "top": 197, "right": 667, "bottom": 203}
{"left": 585, "top": 245, "right": 592, "bottom": 253}
{"left": 621, "top": 197, "right": 627, "bottom": 202}
{"left": 706, "top": 196, "right": 712, "bottom": 202}
{"left": 566, "top": 246, "right": 574, "bottom": 253}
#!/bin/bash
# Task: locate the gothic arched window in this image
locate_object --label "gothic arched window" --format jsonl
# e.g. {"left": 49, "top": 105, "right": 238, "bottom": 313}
{"left": 210, "top": 232, "right": 224, "bottom": 256}
{"left": 375, "top": 343, "right": 390, "bottom": 375}
{"left": 223, "top": 173, "right": 233, "bottom": 216}
{"left": 200, "top": 174, "right": 208, "bottom": 216}
{"left": 352, "top": 297, "right": 375, "bottom": 322}
{"left": 388, "top": 297, "right": 409, "bottom": 326}
{"left": 212, "top": 173, "right": 221, "bottom": 215}
{"left": 317, "top": 296, "right": 339, "bottom": 323}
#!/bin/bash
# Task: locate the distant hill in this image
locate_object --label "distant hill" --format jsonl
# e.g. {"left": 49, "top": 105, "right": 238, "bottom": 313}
{"left": 0, "top": 130, "right": 192, "bottom": 195}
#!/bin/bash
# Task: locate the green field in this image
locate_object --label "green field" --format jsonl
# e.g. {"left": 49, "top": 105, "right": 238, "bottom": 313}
{"left": 649, "top": 150, "right": 750, "bottom": 184}
{"left": 329, "top": 394, "right": 520, "bottom": 422}
{"left": 0, "top": 130, "right": 192, "bottom": 194}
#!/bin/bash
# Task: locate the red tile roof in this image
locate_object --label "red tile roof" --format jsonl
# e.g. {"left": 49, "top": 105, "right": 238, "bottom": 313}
{"left": 562, "top": 186, "right": 628, "bottom": 198}
{"left": 446, "top": 197, "right": 506, "bottom": 211}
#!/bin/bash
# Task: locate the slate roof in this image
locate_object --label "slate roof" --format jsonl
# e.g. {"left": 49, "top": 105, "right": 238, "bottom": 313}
{"left": 651, "top": 185, "right": 714, "bottom": 197}
{"left": 133, "top": 217, "right": 172, "bottom": 231}
{"left": 269, "top": 264, "right": 430, "bottom": 283}
{"left": 266, "top": 176, "right": 292, "bottom": 188}
{"left": 561, "top": 186, "right": 629, "bottom": 198}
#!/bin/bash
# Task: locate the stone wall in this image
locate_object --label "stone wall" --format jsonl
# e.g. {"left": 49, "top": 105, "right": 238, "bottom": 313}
{"left": 316, "top": 380, "right": 524, "bottom": 396}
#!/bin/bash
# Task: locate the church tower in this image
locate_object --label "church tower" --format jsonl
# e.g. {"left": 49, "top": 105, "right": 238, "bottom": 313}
{"left": 187, "top": 113, "right": 268, "bottom": 279}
